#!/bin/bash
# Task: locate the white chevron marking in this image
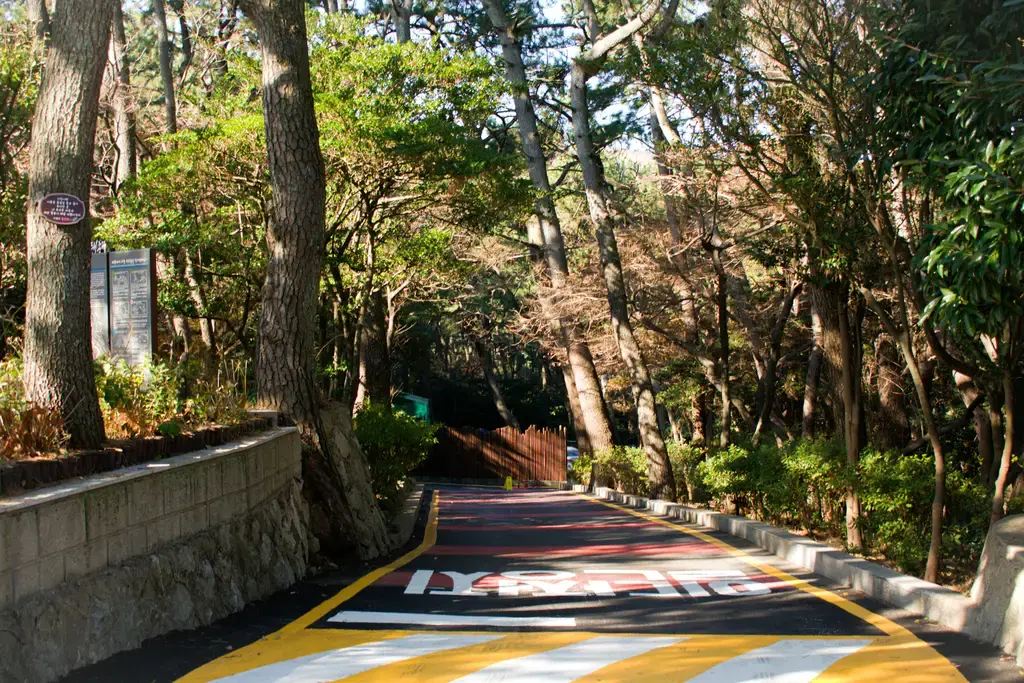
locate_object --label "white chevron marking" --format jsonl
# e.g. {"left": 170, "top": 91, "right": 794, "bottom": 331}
{"left": 684, "top": 638, "right": 873, "bottom": 682}
{"left": 450, "top": 635, "right": 684, "bottom": 683}
{"left": 209, "top": 633, "right": 499, "bottom": 683}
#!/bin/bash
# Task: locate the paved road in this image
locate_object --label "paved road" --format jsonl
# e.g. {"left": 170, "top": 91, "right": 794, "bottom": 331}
{"left": 63, "top": 486, "right": 1021, "bottom": 682}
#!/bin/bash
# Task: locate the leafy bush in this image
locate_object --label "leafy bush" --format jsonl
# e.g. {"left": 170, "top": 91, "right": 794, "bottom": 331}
{"left": 95, "top": 359, "right": 180, "bottom": 438}
{"left": 94, "top": 358, "right": 248, "bottom": 439}
{"left": 667, "top": 441, "right": 706, "bottom": 502}
{"left": 0, "top": 356, "right": 25, "bottom": 411}
{"left": 0, "top": 406, "right": 67, "bottom": 460}
{"left": 591, "top": 446, "right": 650, "bottom": 496}
{"left": 354, "top": 402, "right": 438, "bottom": 516}
{"left": 569, "top": 451, "right": 594, "bottom": 486}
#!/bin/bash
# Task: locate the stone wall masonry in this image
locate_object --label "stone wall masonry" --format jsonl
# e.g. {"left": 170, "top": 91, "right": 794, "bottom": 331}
{"left": 0, "top": 428, "right": 308, "bottom": 683}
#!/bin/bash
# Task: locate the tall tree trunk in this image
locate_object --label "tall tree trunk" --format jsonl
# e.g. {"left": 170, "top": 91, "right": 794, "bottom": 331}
{"left": 753, "top": 281, "right": 801, "bottom": 444}
{"left": 954, "top": 371, "right": 993, "bottom": 479}
{"left": 184, "top": 250, "right": 217, "bottom": 359}
{"left": 991, "top": 369, "right": 1016, "bottom": 525}
{"left": 356, "top": 287, "right": 390, "bottom": 407}
{"left": 837, "top": 286, "right": 864, "bottom": 551}
{"left": 389, "top": 0, "right": 412, "bottom": 42}
{"left": 153, "top": 0, "right": 177, "bottom": 135}
{"left": 239, "top": 0, "right": 390, "bottom": 561}
{"left": 482, "top": 0, "right": 615, "bottom": 453}
{"left": 713, "top": 261, "right": 731, "bottom": 447}
{"left": 23, "top": 0, "right": 112, "bottom": 448}
{"left": 875, "top": 333, "right": 909, "bottom": 450}
{"left": 862, "top": 287, "right": 947, "bottom": 583}
{"left": 108, "top": 1, "right": 136, "bottom": 192}
{"left": 28, "top": 0, "right": 51, "bottom": 41}
{"left": 168, "top": 0, "right": 192, "bottom": 77}
{"left": 473, "top": 337, "right": 520, "bottom": 429}
{"left": 561, "top": 363, "right": 593, "bottom": 456}
{"left": 571, "top": 58, "right": 675, "bottom": 500}
{"left": 802, "top": 296, "right": 824, "bottom": 437}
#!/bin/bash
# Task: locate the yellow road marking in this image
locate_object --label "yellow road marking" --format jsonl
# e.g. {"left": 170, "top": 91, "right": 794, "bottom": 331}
{"left": 281, "top": 491, "right": 440, "bottom": 633}
{"left": 176, "top": 488, "right": 968, "bottom": 682}
{"left": 573, "top": 635, "right": 772, "bottom": 682}
{"left": 573, "top": 491, "right": 967, "bottom": 681}
{"left": 342, "top": 632, "right": 589, "bottom": 683}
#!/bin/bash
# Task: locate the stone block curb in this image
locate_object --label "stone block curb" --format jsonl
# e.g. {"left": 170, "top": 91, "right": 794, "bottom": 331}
{"left": 391, "top": 482, "right": 425, "bottom": 549}
{"left": 565, "top": 484, "right": 1019, "bottom": 665}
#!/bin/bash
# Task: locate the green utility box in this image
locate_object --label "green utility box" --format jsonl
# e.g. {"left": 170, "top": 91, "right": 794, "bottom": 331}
{"left": 394, "top": 392, "right": 431, "bottom": 421}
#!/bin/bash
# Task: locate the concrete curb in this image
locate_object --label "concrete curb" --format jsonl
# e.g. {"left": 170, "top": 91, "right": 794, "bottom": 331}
{"left": 567, "top": 484, "right": 995, "bottom": 653}
{"left": 390, "top": 482, "right": 425, "bottom": 550}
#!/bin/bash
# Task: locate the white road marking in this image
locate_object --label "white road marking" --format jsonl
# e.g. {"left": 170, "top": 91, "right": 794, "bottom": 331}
{"left": 327, "top": 610, "right": 578, "bottom": 627}
{"left": 404, "top": 569, "right": 433, "bottom": 594}
{"left": 209, "top": 633, "right": 499, "bottom": 682}
{"left": 684, "top": 638, "right": 873, "bottom": 682}
{"left": 450, "top": 635, "right": 684, "bottom": 683}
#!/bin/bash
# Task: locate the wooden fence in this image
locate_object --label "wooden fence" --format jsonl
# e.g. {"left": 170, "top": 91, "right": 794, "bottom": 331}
{"left": 419, "top": 426, "right": 567, "bottom": 482}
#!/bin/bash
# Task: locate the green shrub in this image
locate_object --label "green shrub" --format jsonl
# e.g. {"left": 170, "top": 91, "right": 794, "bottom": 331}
{"left": 667, "top": 441, "right": 706, "bottom": 502}
{"left": 94, "top": 359, "right": 179, "bottom": 438}
{"left": 569, "top": 451, "right": 594, "bottom": 486}
{"left": 593, "top": 446, "right": 650, "bottom": 496}
{"left": 354, "top": 402, "right": 438, "bottom": 516}
{"left": 0, "top": 356, "right": 25, "bottom": 411}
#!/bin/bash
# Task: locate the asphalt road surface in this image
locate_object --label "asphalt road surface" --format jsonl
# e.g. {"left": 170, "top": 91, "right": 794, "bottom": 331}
{"left": 62, "top": 485, "right": 1022, "bottom": 682}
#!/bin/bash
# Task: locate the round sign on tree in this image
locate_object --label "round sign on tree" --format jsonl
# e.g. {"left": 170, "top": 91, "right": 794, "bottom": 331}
{"left": 39, "top": 193, "right": 87, "bottom": 225}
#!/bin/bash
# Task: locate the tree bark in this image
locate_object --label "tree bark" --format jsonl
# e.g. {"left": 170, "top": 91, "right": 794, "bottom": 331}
{"left": 153, "top": 0, "right": 177, "bottom": 135}
{"left": 473, "top": 336, "right": 520, "bottom": 429}
{"left": 753, "top": 281, "right": 801, "bottom": 444}
{"left": 108, "top": 1, "right": 136, "bottom": 192}
{"left": 389, "top": 0, "right": 413, "bottom": 42}
{"left": 991, "top": 370, "right": 1016, "bottom": 525}
{"left": 837, "top": 285, "right": 864, "bottom": 551}
{"left": 240, "top": 0, "right": 390, "bottom": 560}
{"left": 23, "top": 0, "right": 112, "bottom": 449}
{"left": 571, "top": 55, "right": 675, "bottom": 500}
{"left": 802, "top": 296, "right": 823, "bottom": 437}
{"left": 28, "top": 0, "right": 51, "bottom": 41}
{"left": 954, "top": 371, "right": 994, "bottom": 479}
{"left": 561, "top": 363, "right": 593, "bottom": 455}
{"left": 861, "top": 287, "right": 946, "bottom": 583}
{"left": 184, "top": 250, "right": 218, "bottom": 359}
{"left": 482, "top": 0, "right": 615, "bottom": 453}
{"left": 356, "top": 287, "right": 390, "bottom": 406}
{"left": 875, "top": 332, "right": 909, "bottom": 450}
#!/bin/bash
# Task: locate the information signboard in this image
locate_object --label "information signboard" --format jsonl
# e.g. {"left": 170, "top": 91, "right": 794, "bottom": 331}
{"left": 39, "top": 193, "right": 86, "bottom": 225}
{"left": 107, "top": 249, "right": 156, "bottom": 365}
{"left": 90, "top": 252, "right": 110, "bottom": 358}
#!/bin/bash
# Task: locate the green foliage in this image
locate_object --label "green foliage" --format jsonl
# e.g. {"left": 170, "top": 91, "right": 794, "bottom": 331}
{"left": 860, "top": 451, "right": 989, "bottom": 575}
{"left": 0, "top": 23, "right": 37, "bottom": 356}
{"left": 93, "top": 358, "right": 248, "bottom": 440}
{"left": 0, "top": 355, "right": 25, "bottom": 411}
{"left": 94, "top": 359, "right": 181, "bottom": 438}
{"left": 569, "top": 451, "right": 594, "bottom": 486}
{"left": 594, "top": 446, "right": 651, "bottom": 497}
{"left": 872, "top": 0, "right": 1024, "bottom": 343}
{"left": 667, "top": 441, "right": 706, "bottom": 502}
{"left": 354, "top": 403, "right": 439, "bottom": 516}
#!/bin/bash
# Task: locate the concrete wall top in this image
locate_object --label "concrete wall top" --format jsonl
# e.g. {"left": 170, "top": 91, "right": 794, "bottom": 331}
{"left": 0, "top": 427, "right": 301, "bottom": 609}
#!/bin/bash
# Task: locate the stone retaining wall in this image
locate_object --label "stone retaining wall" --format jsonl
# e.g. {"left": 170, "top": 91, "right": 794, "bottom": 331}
{"left": 0, "top": 428, "right": 308, "bottom": 683}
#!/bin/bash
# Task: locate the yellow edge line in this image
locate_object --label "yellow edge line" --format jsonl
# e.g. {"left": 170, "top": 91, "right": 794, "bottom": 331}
{"left": 572, "top": 491, "right": 913, "bottom": 639}
{"left": 278, "top": 491, "right": 440, "bottom": 634}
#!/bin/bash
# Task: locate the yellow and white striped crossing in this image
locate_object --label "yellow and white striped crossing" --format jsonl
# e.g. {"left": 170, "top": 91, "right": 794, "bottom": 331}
{"left": 176, "top": 490, "right": 970, "bottom": 683}
{"left": 178, "top": 630, "right": 966, "bottom": 682}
